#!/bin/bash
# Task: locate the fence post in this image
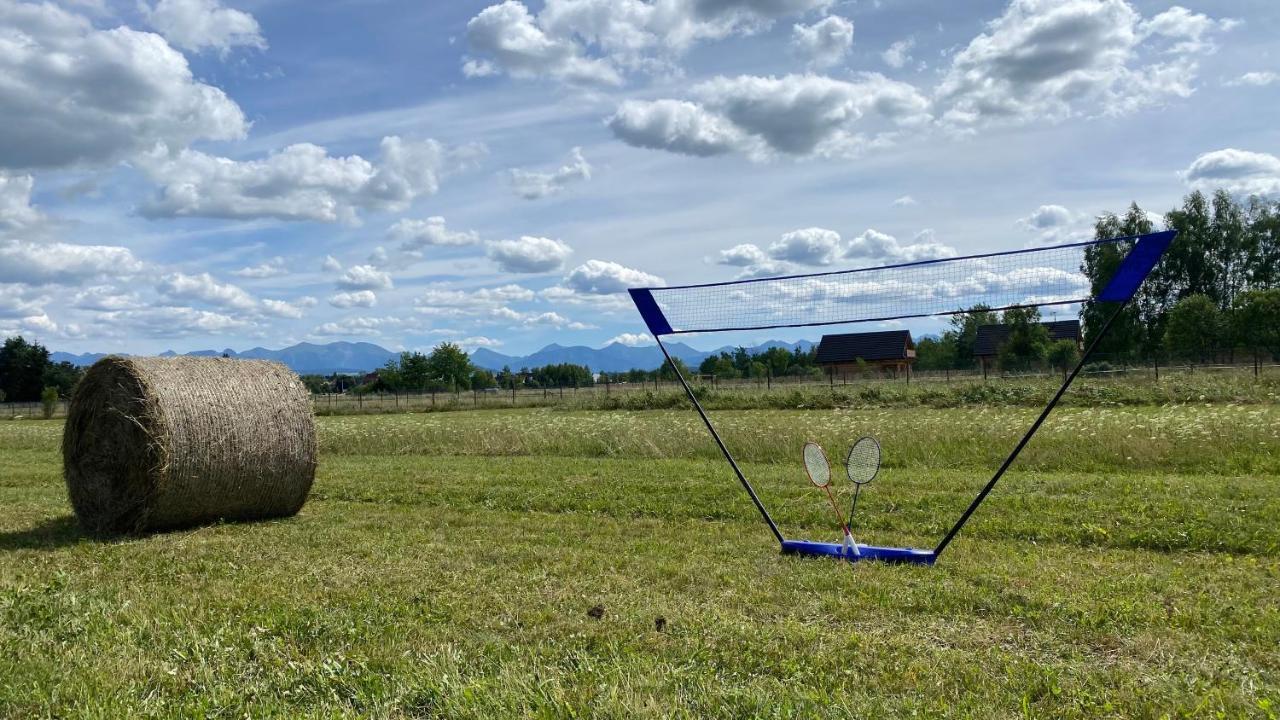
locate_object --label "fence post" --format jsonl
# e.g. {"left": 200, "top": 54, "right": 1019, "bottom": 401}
{"left": 1255, "top": 350, "right": 1260, "bottom": 378}
{"left": 1153, "top": 356, "right": 1159, "bottom": 381}
{"left": 358, "top": 394, "right": 363, "bottom": 411}
{"left": 512, "top": 385, "right": 516, "bottom": 404}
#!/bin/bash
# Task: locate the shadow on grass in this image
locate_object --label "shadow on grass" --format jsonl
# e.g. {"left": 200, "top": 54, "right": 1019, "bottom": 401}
{"left": 0, "top": 515, "right": 87, "bottom": 551}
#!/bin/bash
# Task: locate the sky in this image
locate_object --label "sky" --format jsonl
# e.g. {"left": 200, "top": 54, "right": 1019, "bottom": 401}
{"left": 1, "top": 0, "right": 1277, "bottom": 356}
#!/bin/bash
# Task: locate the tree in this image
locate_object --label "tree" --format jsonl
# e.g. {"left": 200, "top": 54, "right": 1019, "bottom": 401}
{"left": 997, "top": 307, "right": 1050, "bottom": 372}
{"left": 658, "top": 356, "right": 691, "bottom": 381}
{"left": 426, "top": 342, "right": 473, "bottom": 390}
{"left": 41, "top": 361, "right": 83, "bottom": 398}
{"left": 1081, "top": 205, "right": 1151, "bottom": 360}
{"left": 0, "top": 336, "right": 51, "bottom": 403}
{"left": 915, "top": 335, "right": 956, "bottom": 371}
{"left": 698, "top": 352, "right": 738, "bottom": 379}
{"left": 470, "top": 368, "right": 497, "bottom": 390}
{"left": 1231, "top": 289, "right": 1280, "bottom": 359}
{"left": 398, "top": 351, "right": 433, "bottom": 391}
{"left": 1164, "top": 294, "right": 1222, "bottom": 362}
{"left": 949, "top": 304, "right": 998, "bottom": 369}
{"left": 1047, "top": 340, "right": 1080, "bottom": 378}
{"left": 41, "top": 386, "right": 58, "bottom": 419}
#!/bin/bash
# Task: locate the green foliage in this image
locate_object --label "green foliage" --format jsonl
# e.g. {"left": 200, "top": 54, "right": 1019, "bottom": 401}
{"left": 527, "top": 363, "right": 593, "bottom": 388}
{"left": 996, "top": 307, "right": 1050, "bottom": 371}
{"left": 948, "top": 304, "right": 998, "bottom": 369}
{"left": 0, "top": 336, "right": 52, "bottom": 403}
{"left": 1231, "top": 288, "right": 1280, "bottom": 357}
{"left": 1085, "top": 190, "right": 1280, "bottom": 361}
{"left": 1047, "top": 340, "right": 1079, "bottom": 375}
{"left": 913, "top": 336, "right": 955, "bottom": 371}
{"left": 1164, "top": 294, "right": 1222, "bottom": 361}
{"left": 39, "top": 386, "right": 58, "bottom": 419}
{"left": 40, "top": 361, "right": 82, "bottom": 398}
{"left": 469, "top": 367, "right": 497, "bottom": 390}
{"left": 657, "top": 355, "right": 691, "bottom": 381}
{"left": 427, "top": 343, "right": 473, "bottom": 391}
{"left": 299, "top": 374, "right": 332, "bottom": 394}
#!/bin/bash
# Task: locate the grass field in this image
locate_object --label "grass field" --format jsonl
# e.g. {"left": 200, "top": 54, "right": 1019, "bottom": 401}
{"left": 1, "top": 404, "right": 1278, "bottom": 717}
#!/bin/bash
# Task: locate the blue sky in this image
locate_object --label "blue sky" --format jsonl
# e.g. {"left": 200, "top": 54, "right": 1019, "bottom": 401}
{"left": 1, "top": 0, "right": 1277, "bottom": 356}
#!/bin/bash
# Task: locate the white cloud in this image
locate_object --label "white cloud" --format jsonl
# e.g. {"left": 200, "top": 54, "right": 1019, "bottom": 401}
{"left": 791, "top": 16, "right": 853, "bottom": 70}
{"left": 157, "top": 271, "right": 257, "bottom": 312}
{"left": 231, "top": 257, "right": 287, "bottom": 278}
{"left": 261, "top": 297, "right": 313, "bottom": 319}
{"left": 0, "top": 1, "right": 246, "bottom": 170}
{"left": 458, "top": 335, "right": 503, "bottom": 349}
{"left": 71, "top": 286, "right": 141, "bottom": 312}
{"left": 1226, "top": 71, "right": 1278, "bottom": 88}
{"left": 882, "top": 37, "right": 914, "bottom": 69}
{"left": 464, "top": 1, "right": 623, "bottom": 87}
{"left": 1140, "top": 6, "right": 1236, "bottom": 55}
{"left": 389, "top": 216, "right": 480, "bottom": 253}
{"left": 416, "top": 284, "right": 536, "bottom": 315}
{"left": 564, "top": 259, "right": 663, "bottom": 294}
{"left": 321, "top": 255, "right": 343, "bottom": 272}
{"left": 892, "top": 195, "right": 917, "bottom": 207}
{"left": 329, "top": 290, "right": 377, "bottom": 308}
{"left": 0, "top": 173, "right": 44, "bottom": 232}
{"left": 487, "top": 236, "right": 574, "bottom": 273}
{"left": 509, "top": 147, "right": 592, "bottom": 199}
{"left": 337, "top": 264, "right": 393, "bottom": 291}
{"left": 142, "top": 0, "right": 266, "bottom": 55}
{"left": 520, "top": 310, "right": 593, "bottom": 329}
{"left": 769, "top": 227, "right": 841, "bottom": 266}
{"left": 1020, "top": 204, "right": 1073, "bottom": 229}
{"left": 313, "top": 316, "right": 402, "bottom": 337}
{"left": 0, "top": 284, "right": 47, "bottom": 318}
{"left": 716, "top": 243, "right": 769, "bottom": 267}
{"left": 608, "top": 99, "right": 747, "bottom": 157}
{"left": 610, "top": 73, "right": 929, "bottom": 159}
{"left": 935, "top": 0, "right": 1235, "bottom": 132}
{"left": 844, "top": 228, "right": 956, "bottom": 265}
{"left": 608, "top": 332, "right": 654, "bottom": 346}
{"left": 1182, "top": 148, "right": 1280, "bottom": 199}
{"left": 734, "top": 259, "right": 795, "bottom": 280}
{"left": 465, "top": 0, "right": 833, "bottom": 87}
{"left": 103, "top": 306, "right": 249, "bottom": 337}
{"left": 0, "top": 240, "right": 144, "bottom": 285}
{"left": 137, "top": 136, "right": 484, "bottom": 223}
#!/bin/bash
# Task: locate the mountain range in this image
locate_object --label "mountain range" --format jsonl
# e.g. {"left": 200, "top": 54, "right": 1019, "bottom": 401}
{"left": 50, "top": 339, "right": 816, "bottom": 375}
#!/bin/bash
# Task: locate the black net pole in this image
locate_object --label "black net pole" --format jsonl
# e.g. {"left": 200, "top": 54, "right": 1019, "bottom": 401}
{"left": 656, "top": 337, "right": 784, "bottom": 545}
{"left": 933, "top": 300, "right": 1129, "bottom": 558}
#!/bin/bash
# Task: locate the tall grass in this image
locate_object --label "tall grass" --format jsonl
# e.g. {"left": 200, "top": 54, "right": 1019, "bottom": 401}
{"left": 316, "top": 405, "right": 1280, "bottom": 475}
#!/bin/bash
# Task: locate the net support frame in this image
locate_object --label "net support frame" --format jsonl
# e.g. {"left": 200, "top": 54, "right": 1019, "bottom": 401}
{"left": 629, "top": 230, "right": 1176, "bottom": 565}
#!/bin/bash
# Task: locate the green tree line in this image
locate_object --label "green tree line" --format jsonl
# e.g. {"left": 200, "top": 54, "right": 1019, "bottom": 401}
{"left": 0, "top": 336, "right": 83, "bottom": 403}
{"left": 1084, "top": 189, "right": 1280, "bottom": 362}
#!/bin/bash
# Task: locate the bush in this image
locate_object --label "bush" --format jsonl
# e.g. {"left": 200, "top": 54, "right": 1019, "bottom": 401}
{"left": 41, "top": 386, "right": 58, "bottom": 419}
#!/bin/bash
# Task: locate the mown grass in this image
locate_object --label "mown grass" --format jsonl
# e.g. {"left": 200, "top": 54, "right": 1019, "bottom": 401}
{"left": 1, "top": 405, "right": 1277, "bottom": 718}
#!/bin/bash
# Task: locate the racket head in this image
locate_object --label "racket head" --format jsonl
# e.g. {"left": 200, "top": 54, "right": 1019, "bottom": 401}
{"left": 845, "top": 436, "right": 881, "bottom": 486}
{"left": 802, "top": 442, "right": 832, "bottom": 488}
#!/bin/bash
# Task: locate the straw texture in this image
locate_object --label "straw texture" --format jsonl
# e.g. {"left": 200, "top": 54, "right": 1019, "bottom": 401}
{"left": 63, "top": 356, "right": 317, "bottom": 535}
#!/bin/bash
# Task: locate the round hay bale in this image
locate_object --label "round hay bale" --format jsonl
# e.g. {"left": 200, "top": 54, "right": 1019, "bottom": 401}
{"left": 63, "top": 356, "right": 317, "bottom": 535}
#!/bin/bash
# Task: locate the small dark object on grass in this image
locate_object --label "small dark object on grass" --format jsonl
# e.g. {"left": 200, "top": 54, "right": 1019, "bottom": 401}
{"left": 654, "top": 616, "right": 666, "bottom": 632}
{"left": 587, "top": 604, "right": 605, "bottom": 620}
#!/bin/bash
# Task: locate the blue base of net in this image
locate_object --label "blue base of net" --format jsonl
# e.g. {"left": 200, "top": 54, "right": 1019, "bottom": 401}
{"left": 780, "top": 540, "right": 936, "bottom": 565}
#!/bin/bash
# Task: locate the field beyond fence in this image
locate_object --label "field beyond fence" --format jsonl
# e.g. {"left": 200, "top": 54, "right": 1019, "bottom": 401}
{"left": 5, "top": 360, "right": 1279, "bottom": 420}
